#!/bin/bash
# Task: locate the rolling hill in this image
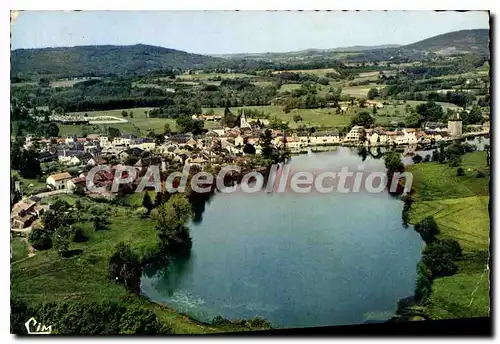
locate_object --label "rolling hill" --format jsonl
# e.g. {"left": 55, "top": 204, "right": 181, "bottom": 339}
{"left": 11, "top": 44, "right": 222, "bottom": 78}
{"left": 403, "top": 29, "right": 490, "bottom": 55}
{"left": 11, "top": 29, "right": 490, "bottom": 79}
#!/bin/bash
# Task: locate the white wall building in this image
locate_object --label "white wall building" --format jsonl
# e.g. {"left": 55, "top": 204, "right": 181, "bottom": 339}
{"left": 344, "top": 126, "right": 364, "bottom": 143}
{"left": 46, "top": 172, "right": 72, "bottom": 190}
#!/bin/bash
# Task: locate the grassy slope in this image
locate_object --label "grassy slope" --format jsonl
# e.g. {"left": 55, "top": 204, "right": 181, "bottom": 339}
{"left": 407, "top": 151, "right": 490, "bottom": 319}
{"left": 62, "top": 108, "right": 178, "bottom": 136}
{"left": 11, "top": 170, "right": 47, "bottom": 193}
{"left": 203, "top": 105, "right": 354, "bottom": 129}
{"left": 10, "top": 195, "right": 246, "bottom": 334}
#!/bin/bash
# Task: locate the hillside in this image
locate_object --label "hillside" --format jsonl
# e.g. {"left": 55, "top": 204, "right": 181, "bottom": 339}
{"left": 11, "top": 44, "right": 222, "bottom": 78}
{"left": 403, "top": 29, "right": 490, "bottom": 55}
{"left": 215, "top": 44, "right": 401, "bottom": 59}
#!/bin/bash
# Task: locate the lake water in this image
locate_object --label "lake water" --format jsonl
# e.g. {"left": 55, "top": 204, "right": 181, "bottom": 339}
{"left": 141, "top": 147, "right": 424, "bottom": 328}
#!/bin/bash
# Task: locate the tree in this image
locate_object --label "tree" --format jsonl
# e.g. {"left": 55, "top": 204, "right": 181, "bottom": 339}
{"left": 108, "top": 242, "right": 142, "bottom": 294}
{"left": 384, "top": 151, "right": 404, "bottom": 176}
{"left": 176, "top": 117, "right": 204, "bottom": 134}
{"left": 119, "top": 306, "right": 171, "bottom": 334}
{"left": 293, "top": 114, "right": 303, "bottom": 123}
{"left": 462, "top": 106, "right": 483, "bottom": 125}
{"left": 154, "top": 192, "right": 163, "bottom": 207}
{"left": 416, "top": 101, "right": 444, "bottom": 123}
{"left": 108, "top": 127, "right": 121, "bottom": 140}
{"left": 44, "top": 122, "right": 60, "bottom": 137}
{"left": 351, "top": 112, "right": 374, "bottom": 128}
{"left": 121, "top": 110, "right": 128, "bottom": 118}
{"left": 412, "top": 154, "right": 423, "bottom": 164}
{"left": 422, "top": 240, "right": 460, "bottom": 278}
{"left": 163, "top": 123, "right": 171, "bottom": 134}
{"left": 18, "top": 149, "right": 42, "bottom": 179}
{"left": 92, "top": 215, "right": 107, "bottom": 230}
{"left": 28, "top": 228, "right": 53, "bottom": 250}
{"left": 154, "top": 134, "right": 165, "bottom": 146}
{"left": 142, "top": 192, "right": 154, "bottom": 215}
{"left": 367, "top": 88, "right": 379, "bottom": 100}
{"left": 456, "top": 167, "right": 465, "bottom": 176}
{"left": 155, "top": 195, "right": 193, "bottom": 254}
{"left": 260, "top": 129, "right": 275, "bottom": 159}
{"left": 414, "top": 262, "right": 432, "bottom": 301}
{"left": 404, "top": 112, "right": 422, "bottom": 128}
{"left": 13, "top": 300, "right": 172, "bottom": 335}
{"left": 414, "top": 216, "right": 440, "bottom": 244}
{"left": 243, "top": 143, "right": 256, "bottom": 155}
{"left": 53, "top": 226, "right": 72, "bottom": 256}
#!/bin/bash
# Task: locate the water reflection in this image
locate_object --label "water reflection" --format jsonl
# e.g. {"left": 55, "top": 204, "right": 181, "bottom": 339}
{"left": 142, "top": 149, "right": 425, "bottom": 328}
{"left": 144, "top": 253, "right": 195, "bottom": 298}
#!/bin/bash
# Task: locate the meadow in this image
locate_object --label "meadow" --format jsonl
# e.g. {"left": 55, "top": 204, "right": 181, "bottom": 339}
{"left": 64, "top": 108, "right": 178, "bottom": 136}
{"left": 272, "top": 68, "right": 338, "bottom": 77}
{"left": 203, "top": 105, "right": 355, "bottom": 129}
{"left": 10, "top": 194, "right": 253, "bottom": 334}
{"left": 177, "top": 73, "right": 257, "bottom": 81}
{"left": 407, "top": 151, "right": 490, "bottom": 319}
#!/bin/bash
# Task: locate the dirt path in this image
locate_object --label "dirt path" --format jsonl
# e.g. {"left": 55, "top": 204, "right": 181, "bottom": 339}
{"left": 22, "top": 236, "right": 36, "bottom": 257}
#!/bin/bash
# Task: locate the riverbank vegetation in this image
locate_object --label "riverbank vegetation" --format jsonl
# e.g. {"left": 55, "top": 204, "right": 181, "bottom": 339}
{"left": 11, "top": 194, "right": 270, "bottom": 334}
{"left": 399, "top": 150, "right": 490, "bottom": 320}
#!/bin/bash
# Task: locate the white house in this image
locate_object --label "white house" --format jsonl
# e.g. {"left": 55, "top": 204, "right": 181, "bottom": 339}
{"left": 310, "top": 131, "right": 341, "bottom": 145}
{"left": 235, "top": 135, "right": 244, "bottom": 147}
{"left": 368, "top": 131, "right": 391, "bottom": 146}
{"left": 344, "top": 126, "right": 364, "bottom": 143}
{"left": 58, "top": 154, "right": 81, "bottom": 166}
{"left": 46, "top": 172, "right": 72, "bottom": 190}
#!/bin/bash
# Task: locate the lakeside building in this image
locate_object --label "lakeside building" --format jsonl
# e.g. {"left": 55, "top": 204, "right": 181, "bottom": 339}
{"left": 310, "top": 131, "right": 341, "bottom": 145}
{"left": 344, "top": 126, "right": 364, "bottom": 142}
{"left": 448, "top": 113, "right": 463, "bottom": 137}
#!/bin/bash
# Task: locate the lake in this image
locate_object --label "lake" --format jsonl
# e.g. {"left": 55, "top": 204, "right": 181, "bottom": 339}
{"left": 141, "top": 147, "right": 424, "bottom": 328}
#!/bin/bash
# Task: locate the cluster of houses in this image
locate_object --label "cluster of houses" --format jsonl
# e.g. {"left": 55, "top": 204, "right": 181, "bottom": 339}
{"left": 11, "top": 197, "right": 48, "bottom": 230}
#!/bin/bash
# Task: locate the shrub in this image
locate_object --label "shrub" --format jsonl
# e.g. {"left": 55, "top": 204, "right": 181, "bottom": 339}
{"left": 414, "top": 216, "right": 440, "bottom": 244}
{"left": 456, "top": 167, "right": 465, "bottom": 176}
{"left": 72, "top": 227, "right": 90, "bottom": 242}
{"left": 476, "top": 171, "right": 486, "bottom": 178}
{"left": 28, "top": 228, "right": 53, "bottom": 250}
{"left": 439, "top": 239, "right": 463, "bottom": 259}
{"left": 414, "top": 262, "right": 433, "bottom": 302}
{"left": 412, "top": 154, "right": 423, "bottom": 164}
{"left": 422, "top": 240, "right": 461, "bottom": 278}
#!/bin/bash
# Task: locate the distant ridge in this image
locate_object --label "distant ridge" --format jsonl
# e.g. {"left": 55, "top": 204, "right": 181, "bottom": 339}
{"left": 402, "top": 29, "right": 489, "bottom": 54}
{"left": 10, "top": 29, "right": 489, "bottom": 78}
{"left": 11, "top": 44, "right": 221, "bottom": 78}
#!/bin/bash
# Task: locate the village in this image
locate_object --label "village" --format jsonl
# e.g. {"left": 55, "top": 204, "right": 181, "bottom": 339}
{"left": 10, "top": 106, "right": 489, "bottom": 232}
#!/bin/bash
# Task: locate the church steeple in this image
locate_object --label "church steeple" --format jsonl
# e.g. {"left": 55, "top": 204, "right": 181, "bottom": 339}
{"left": 240, "top": 109, "right": 250, "bottom": 128}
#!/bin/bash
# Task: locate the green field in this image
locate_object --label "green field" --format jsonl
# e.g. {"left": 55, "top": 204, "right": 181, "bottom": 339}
{"left": 11, "top": 236, "right": 29, "bottom": 262}
{"left": 11, "top": 170, "right": 47, "bottom": 193}
{"left": 10, "top": 194, "right": 252, "bottom": 334}
{"left": 203, "top": 105, "right": 355, "bottom": 129}
{"left": 279, "top": 83, "right": 302, "bottom": 92}
{"left": 57, "top": 99, "right": 459, "bottom": 137}
{"left": 407, "top": 151, "right": 490, "bottom": 201}
{"left": 63, "top": 108, "right": 178, "bottom": 136}
{"left": 272, "top": 68, "right": 338, "bottom": 77}
{"left": 177, "top": 73, "right": 257, "bottom": 81}
{"left": 341, "top": 84, "right": 381, "bottom": 97}
{"left": 407, "top": 151, "right": 490, "bottom": 319}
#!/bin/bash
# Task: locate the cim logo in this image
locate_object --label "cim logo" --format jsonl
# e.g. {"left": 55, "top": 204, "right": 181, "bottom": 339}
{"left": 24, "top": 317, "right": 52, "bottom": 334}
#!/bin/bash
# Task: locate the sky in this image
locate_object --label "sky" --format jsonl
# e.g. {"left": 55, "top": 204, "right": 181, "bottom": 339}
{"left": 11, "top": 11, "right": 490, "bottom": 54}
